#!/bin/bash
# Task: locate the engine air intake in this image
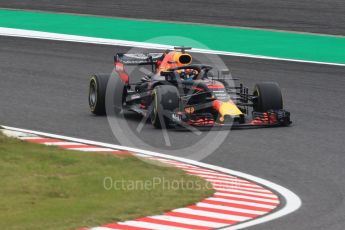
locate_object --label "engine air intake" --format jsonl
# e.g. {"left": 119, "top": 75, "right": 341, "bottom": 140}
{"left": 176, "top": 53, "right": 192, "bottom": 65}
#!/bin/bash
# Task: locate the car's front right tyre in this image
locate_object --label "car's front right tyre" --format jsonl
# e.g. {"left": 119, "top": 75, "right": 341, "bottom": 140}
{"left": 89, "top": 74, "right": 110, "bottom": 115}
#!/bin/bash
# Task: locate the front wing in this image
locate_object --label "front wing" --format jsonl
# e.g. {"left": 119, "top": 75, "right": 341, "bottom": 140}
{"left": 169, "top": 109, "right": 291, "bottom": 129}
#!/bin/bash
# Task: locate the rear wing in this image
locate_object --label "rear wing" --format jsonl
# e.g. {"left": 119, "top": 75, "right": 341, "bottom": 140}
{"left": 114, "top": 53, "right": 164, "bottom": 65}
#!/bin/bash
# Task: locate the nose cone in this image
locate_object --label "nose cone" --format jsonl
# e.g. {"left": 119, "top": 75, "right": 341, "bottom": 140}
{"left": 213, "top": 100, "right": 243, "bottom": 121}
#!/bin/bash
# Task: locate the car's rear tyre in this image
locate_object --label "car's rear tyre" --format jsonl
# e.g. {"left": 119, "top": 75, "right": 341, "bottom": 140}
{"left": 89, "top": 74, "right": 110, "bottom": 115}
{"left": 151, "top": 85, "right": 180, "bottom": 129}
{"left": 253, "top": 82, "right": 283, "bottom": 112}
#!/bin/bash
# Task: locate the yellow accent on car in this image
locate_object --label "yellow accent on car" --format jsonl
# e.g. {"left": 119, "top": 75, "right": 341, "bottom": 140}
{"left": 219, "top": 101, "right": 243, "bottom": 119}
{"left": 184, "top": 106, "right": 195, "bottom": 114}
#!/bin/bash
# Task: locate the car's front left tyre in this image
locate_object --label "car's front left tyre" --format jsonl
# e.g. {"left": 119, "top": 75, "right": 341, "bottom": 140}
{"left": 150, "top": 85, "right": 180, "bottom": 129}
{"left": 253, "top": 82, "right": 283, "bottom": 112}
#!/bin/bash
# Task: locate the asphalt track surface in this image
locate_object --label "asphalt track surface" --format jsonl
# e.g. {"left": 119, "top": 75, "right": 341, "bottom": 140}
{"left": 1, "top": 0, "right": 345, "bottom": 35}
{"left": 1, "top": 36, "right": 345, "bottom": 230}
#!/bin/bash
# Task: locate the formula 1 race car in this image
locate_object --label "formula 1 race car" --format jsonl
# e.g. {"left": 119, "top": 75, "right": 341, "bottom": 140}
{"left": 88, "top": 47, "right": 291, "bottom": 129}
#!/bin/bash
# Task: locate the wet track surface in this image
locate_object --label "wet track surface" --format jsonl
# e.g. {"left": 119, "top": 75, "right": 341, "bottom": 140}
{"left": 1, "top": 36, "right": 345, "bottom": 229}
{"left": 1, "top": 1, "right": 345, "bottom": 229}
{"left": 0, "top": 0, "right": 345, "bottom": 35}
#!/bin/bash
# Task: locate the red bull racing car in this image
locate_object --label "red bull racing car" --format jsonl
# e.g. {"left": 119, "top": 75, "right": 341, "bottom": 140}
{"left": 88, "top": 47, "right": 291, "bottom": 129}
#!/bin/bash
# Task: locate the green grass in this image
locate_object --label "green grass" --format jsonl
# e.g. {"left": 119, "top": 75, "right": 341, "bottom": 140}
{"left": 0, "top": 133, "right": 213, "bottom": 230}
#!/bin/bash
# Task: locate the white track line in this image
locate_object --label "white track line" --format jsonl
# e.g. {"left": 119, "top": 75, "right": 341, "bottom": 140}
{"left": 0, "top": 27, "right": 344, "bottom": 67}
{"left": 0, "top": 125, "right": 301, "bottom": 230}
{"left": 43, "top": 142, "right": 87, "bottom": 146}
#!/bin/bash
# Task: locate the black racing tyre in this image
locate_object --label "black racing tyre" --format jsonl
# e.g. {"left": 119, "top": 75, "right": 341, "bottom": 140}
{"left": 253, "top": 82, "right": 283, "bottom": 112}
{"left": 151, "top": 85, "right": 180, "bottom": 129}
{"left": 89, "top": 74, "right": 110, "bottom": 115}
